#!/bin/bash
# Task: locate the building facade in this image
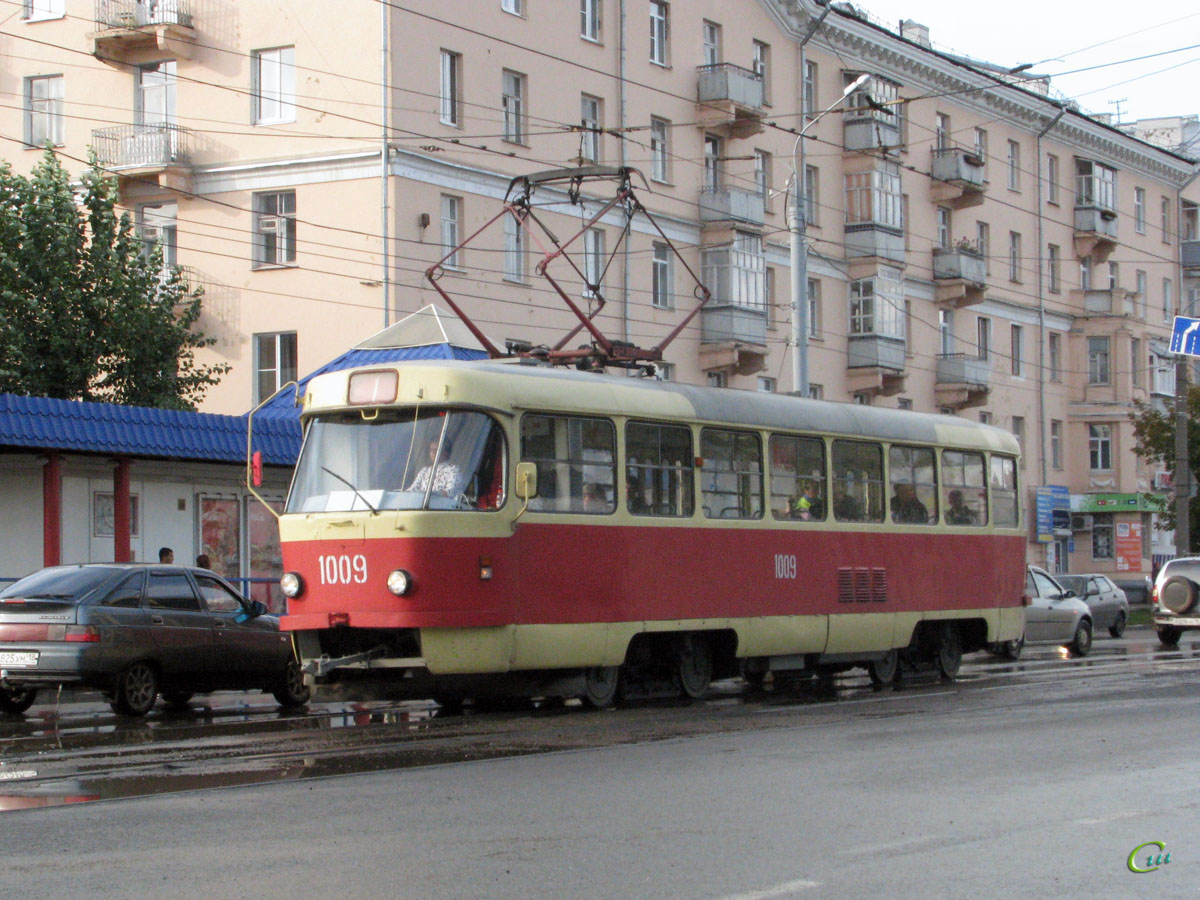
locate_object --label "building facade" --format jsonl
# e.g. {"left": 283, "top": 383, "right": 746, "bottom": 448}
{"left": 4, "top": 0, "right": 1199, "bottom": 580}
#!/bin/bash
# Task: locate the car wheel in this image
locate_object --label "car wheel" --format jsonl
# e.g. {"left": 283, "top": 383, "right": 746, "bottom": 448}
{"left": 110, "top": 661, "right": 159, "bottom": 716}
{"left": 1157, "top": 624, "right": 1183, "bottom": 648}
{"left": 0, "top": 685, "right": 37, "bottom": 714}
{"left": 1108, "top": 611, "right": 1127, "bottom": 639}
{"left": 1069, "top": 619, "right": 1093, "bottom": 657}
{"left": 160, "top": 691, "right": 194, "bottom": 709}
{"left": 271, "top": 658, "right": 310, "bottom": 708}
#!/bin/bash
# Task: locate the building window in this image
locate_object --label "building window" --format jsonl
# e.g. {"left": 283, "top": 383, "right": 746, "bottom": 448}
{"left": 934, "top": 113, "right": 950, "bottom": 151}
{"left": 252, "top": 47, "right": 296, "bottom": 125}
{"left": 898, "top": 398, "right": 913, "bottom": 410}
{"left": 253, "top": 191, "right": 296, "bottom": 268}
{"left": 808, "top": 277, "right": 821, "bottom": 338}
{"left": 1046, "top": 153, "right": 1059, "bottom": 204}
{"left": 656, "top": 362, "right": 674, "bottom": 381}
{"left": 1011, "top": 325, "right": 1023, "bottom": 376}
{"left": 137, "top": 61, "right": 176, "bottom": 127}
{"left": 580, "top": 0, "right": 601, "bottom": 41}
{"left": 701, "top": 20, "right": 721, "bottom": 66}
{"left": 977, "top": 221, "right": 990, "bottom": 273}
{"left": 254, "top": 332, "right": 298, "bottom": 405}
{"left": 440, "top": 194, "right": 462, "bottom": 269}
{"left": 844, "top": 165, "right": 903, "bottom": 230}
{"left": 650, "top": 117, "right": 670, "bottom": 182}
{"left": 1134, "top": 188, "right": 1146, "bottom": 233}
{"left": 752, "top": 40, "right": 770, "bottom": 104}
{"left": 22, "top": 0, "right": 63, "bottom": 21}
{"left": 754, "top": 149, "right": 772, "bottom": 207}
{"left": 1132, "top": 338, "right": 1142, "bottom": 387}
{"left": 1108, "top": 260, "right": 1120, "bottom": 290}
{"left": 808, "top": 384, "right": 823, "bottom": 400}
{"left": 501, "top": 0, "right": 523, "bottom": 15}
{"left": 1006, "top": 140, "right": 1020, "bottom": 190}
{"left": 765, "top": 267, "right": 776, "bottom": 330}
{"left": 1075, "top": 159, "right": 1116, "bottom": 211}
{"left": 939, "top": 308, "right": 954, "bottom": 356}
{"left": 936, "top": 207, "right": 951, "bottom": 249}
{"left": 976, "top": 316, "right": 990, "bottom": 360}
{"left": 702, "top": 133, "right": 722, "bottom": 191}
{"left": 1092, "top": 513, "right": 1114, "bottom": 560}
{"left": 702, "top": 231, "right": 765, "bottom": 311}
{"left": 580, "top": 94, "right": 602, "bottom": 163}
{"left": 1164, "top": 278, "right": 1174, "bottom": 321}
{"left": 439, "top": 50, "right": 462, "bottom": 126}
{"left": 1011, "top": 416, "right": 1025, "bottom": 459}
{"left": 849, "top": 267, "right": 905, "bottom": 340}
{"left": 978, "top": 412, "right": 992, "bottom": 425}
{"left": 804, "top": 165, "right": 819, "bottom": 225}
{"left": 1087, "top": 336, "right": 1110, "bottom": 384}
{"left": 1048, "top": 332, "right": 1061, "bottom": 382}
{"left": 1080, "top": 255, "right": 1092, "bottom": 291}
{"left": 757, "top": 376, "right": 775, "bottom": 393}
{"left": 584, "top": 228, "right": 605, "bottom": 297}
{"left": 25, "top": 74, "right": 63, "bottom": 147}
{"left": 649, "top": 1, "right": 669, "bottom": 66}
{"left": 1050, "top": 420, "right": 1063, "bottom": 469}
{"left": 1008, "top": 231, "right": 1021, "bottom": 282}
{"left": 503, "top": 212, "right": 525, "bottom": 282}
{"left": 651, "top": 242, "right": 672, "bottom": 308}
{"left": 138, "top": 202, "right": 178, "bottom": 271}
{"left": 502, "top": 70, "right": 525, "bottom": 143}
{"left": 707, "top": 371, "right": 727, "bottom": 388}
{"left": 803, "top": 60, "right": 817, "bottom": 120}
{"left": 1048, "top": 244, "right": 1060, "bottom": 293}
{"left": 1136, "top": 270, "right": 1148, "bottom": 318}
{"left": 1162, "top": 196, "right": 1172, "bottom": 243}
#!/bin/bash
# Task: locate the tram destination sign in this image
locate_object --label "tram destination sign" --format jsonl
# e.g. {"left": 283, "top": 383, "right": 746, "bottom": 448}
{"left": 1170, "top": 315, "right": 1200, "bottom": 357}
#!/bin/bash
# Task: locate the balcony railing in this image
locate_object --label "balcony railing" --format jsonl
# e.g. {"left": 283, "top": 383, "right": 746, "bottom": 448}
{"left": 697, "top": 63, "right": 764, "bottom": 109}
{"left": 1081, "top": 288, "right": 1137, "bottom": 316}
{"left": 1074, "top": 204, "right": 1118, "bottom": 238}
{"left": 936, "top": 353, "right": 991, "bottom": 387}
{"left": 931, "top": 147, "right": 986, "bottom": 187}
{"left": 701, "top": 303, "right": 767, "bottom": 345}
{"left": 91, "top": 124, "right": 193, "bottom": 170}
{"left": 844, "top": 223, "right": 905, "bottom": 264}
{"left": 699, "top": 187, "right": 765, "bottom": 226}
{"left": 932, "top": 247, "right": 987, "bottom": 285}
{"left": 1183, "top": 239, "right": 1200, "bottom": 270}
{"left": 95, "top": 0, "right": 192, "bottom": 29}
{"left": 847, "top": 334, "right": 906, "bottom": 370}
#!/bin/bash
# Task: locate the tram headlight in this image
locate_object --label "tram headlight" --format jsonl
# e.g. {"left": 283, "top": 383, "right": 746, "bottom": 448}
{"left": 387, "top": 569, "right": 414, "bottom": 596}
{"left": 280, "top": 572, "right": 305, "bottom": 599}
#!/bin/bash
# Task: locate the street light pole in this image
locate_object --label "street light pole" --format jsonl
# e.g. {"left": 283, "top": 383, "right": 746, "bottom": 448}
{"left": 789, "top": 73, "right": 869, "bottom": 396}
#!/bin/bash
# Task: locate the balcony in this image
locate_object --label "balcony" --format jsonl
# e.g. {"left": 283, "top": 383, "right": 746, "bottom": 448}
{"left": 935, "top": 353, "right": 991, "bottom": 409}
{"left": 1076, "top": 287, "right": 1137, "bottom": 317}
{"left": 1183, "top": 239, "right": 1200, "bottom": 273}
{"left": 843, "top": 112, "right": 901, "bottom": 154}
{"left": 932, "top": 247, "right": 987, "bottom": 307}
{"left": 91, "top": 124, "right": 194, "bottom": 190}
{"left": 844, "top": 224, "right": 905, "bottom": 265}
{"left": 699, "top": 187, "right": 765, "bottom": 227}
{"left": 929, "top": 147, "right": 987, "bottom": 209}
{"left": 92, "top": 0, "right": 195, "bottom": 62}
{"left": 696, "top": 64, "right": 765, "bottom": 139}
{"left": 845, "top": 335, "right": 907, "bottom": 396}
{"left": 699, "top": 304, "right": 767, "bottom": 375}
{"left": 1073, "top": 205, "right": 1119, "bottom": 262}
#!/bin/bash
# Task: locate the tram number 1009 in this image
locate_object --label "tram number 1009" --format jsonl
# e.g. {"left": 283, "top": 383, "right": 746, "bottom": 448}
{"left": 774, "top": 554, "right": 798, "bottom": 580}
{"left": 318, "top": 554, "right": 368, "bottom": 585}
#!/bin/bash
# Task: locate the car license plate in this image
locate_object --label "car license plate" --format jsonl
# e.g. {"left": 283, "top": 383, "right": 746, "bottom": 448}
{"left": 0, "top": 651, "right": 38, "bottom": 668}
{"left": 1161, "top": 617, "right": 1200, "bottom": 627}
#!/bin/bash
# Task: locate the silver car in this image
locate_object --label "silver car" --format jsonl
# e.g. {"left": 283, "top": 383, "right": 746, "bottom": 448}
{"left": 1152, "top": 556, "right": 1200, "bottom": 647}
{"left": 0, "top": 564, "right": 309, "bottom": 716}
{"left": 1017, "top": 566, "right": 1094, "bottom": 657}
{"left": 1054, "top": 574, "right": 1129, "bottom": 638}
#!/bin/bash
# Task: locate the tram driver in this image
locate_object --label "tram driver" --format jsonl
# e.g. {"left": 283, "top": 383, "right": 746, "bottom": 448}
{"left": 408, "top": 437, "right": 463, "bottom": 496}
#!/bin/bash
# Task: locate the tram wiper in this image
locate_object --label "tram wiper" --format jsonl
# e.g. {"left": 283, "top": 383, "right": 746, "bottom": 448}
{"left": 321, "top": 466, "right": 380, "bottom": 515}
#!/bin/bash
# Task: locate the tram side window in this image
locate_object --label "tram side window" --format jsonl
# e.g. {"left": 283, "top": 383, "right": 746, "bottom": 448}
{"left": 769, "top": 435, "right": 826, "bottom": 521}
{"left": 626, "top": 422, "right": 694, "bottom": 517}
{"left": 831, "top": 440, "right": 885, "bottom": 523}
{"left": 888, "top": 445, "right": 937, "bottom": 525}
{"left": 520, "top": 415, "right": 616, "bottom": 514}
{"left": 701, "top": 428, "right": 763, "bottom": 519}
{"left": 990, "top": 455, "right": 1019, "bottom": 527}
{"left": 942, "top": 450, "right": 987, "bottom": 526}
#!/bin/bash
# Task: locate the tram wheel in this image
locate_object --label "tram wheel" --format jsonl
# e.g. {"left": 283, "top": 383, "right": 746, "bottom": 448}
{"left": 677, "top": 634, "right": 713, "bottom": 699}
{"left": 935, "top": 625, "right": 963, "bottom": 680}
{"left": 867, "top": 649, "right": 899, "bottom": 686}
{"left": 581, "top": 666, "right": 621, "bottom": 709}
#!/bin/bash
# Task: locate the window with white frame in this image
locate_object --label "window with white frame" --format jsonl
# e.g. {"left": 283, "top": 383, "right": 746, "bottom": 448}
{"left": 650, "top": 117, "right": 670, "bottom": 182}
{"left": 702, "top": 231, "right": 765, "bottom": 311}
{"left": 977, "top": 221, "right": 990, "bottom": 273}
{"left": 939, "top": 308, "right": 954, "bottom": 356}
{"left": 1092, "top": 512, "right": 1114, "bottom": 559}
{"left": 501, "top": 0, "right": 523, "bottom": 15}
{"left": 1162, "top": 196, "right": 1172, "bottom": 243}
{"left": 845, "top": 73, "right": 898, "bottom": 127}
{"left": 1048, "top": 243, "right": 1060, "bottom": 293}
{"left": 1164, "top": 278, "right": 1174, "bottom": 321}
{"left": 649, "top": 1, "right": 669, "bottom": 66}
{"left": 974, "top": 128, "right": 988, "bottom": 166}
{"left": 808, "top": 384, "right": 823, "bottom": 399}
{"left": 439, "top": 50, "right": 462, "bottom": 126}
{"left": 1080, "top": 255, "right": 1092, "bottom": 290}
{"left": 1184, "top": 200, "right": 1199, "bottom": 241}
{"left": 25, "top": 74, "right": 63, "bottom": 147}
{"left": 1050, "top": 420, "right": 1063, "bottom": 469}
{"left": 1046, "top": 153, "right": 1059, "bottom": 204}
{"left": 22, "top": 0, "right": 63, "bottom": 21}
{"left": 803, "top": 60, "right": 817, "bottom": 120}
{"left": 1006, "top": 140, "right": 1020, "bottom": 190}
{"left": 503, "top": 212, "right": 525, "bottom": 282}
{"left": 137, "top": 61, "right": 176, "bottom": 127}
{"left": 252, "top": 190, "right": 296, "bottom": 267}
{"left": 252, "top": 47, "right": 296, "bottom": 125}
{"left": 1088, "top": 336, "right": 1110, "bottom": 384}
{"left": 849, "top": 266, "right": 905, "bottom": 339}
{"left": 754, "top": 149, "right": 771, "bottom": 205}
{"left": 656, "top": 362, "right": 674, "bottom": 381}
{"left": 701, "top": 20, "right": 721, "bottom": 66}
{"left": 1134, "top": 187, "right": 1146, "bottom": 233}
{"left": 844, "top": 165, "right": 903, "bottom": 230}
{"left": 804, "top": 164, "right": 819, "bottom": 225}
{"left": 1008, "top": 231, "right": 1021, "bottom": 282}
{"left": 1132, "top": 338, "right": 1141, "bottom": 387}
{"left": 936, "top": 207, "right": 951, "bottom": 248}
{"left": 1075, "top": 159, "right": 1116, "bottom": 211}
{"left": 584, "top": 228, "right": 605, "bottom": 297}
{"left": 1089, "top": 424, "right": 1112, "bottom": 470}
{"left": 581, "top": 0, "right": 601, "bottom": 41}
{"left": 808, "top": 277, "right": 821, "bottom": 338}
{"left": 753, "top": 40, "right": 770, "bottom": 104}
{"left": 1049, "top": 332, "right": 1061, "bottom": 381}
{"left": 1136, "top": 269, "right": 1148, "bottom": 318}
{"left": 580, "top": 94, "right": 602, "bottom": 163}
{"left": 707, "top": 371, "right": 727, "bottom": 388}
{"left": 440, "top": 194, "right": 462, "bottom": 269}
{"left": 703, "top": 133, "right": 722, "bottom": 191}
{"left": 651, "top": 242, "right": 673, "bottom": 308}
{"left": 1153, "top": 352, "right": 1175, "bottom": 395}
{"left": 976, "top": 316, "right": 990, "bottom": 360}
{"left": 138, "top": 202, "right": 178, "bottom": 271}
{"left": 1011, "top": 325, "right": 1023, "bottom": 376}
{"left": 502, "top": 70, "right": 525, "bottom": 143}
{"left": 978, "top": 412, "right": 992, "bottom": 425}
{"left": 254, "top": 332, "right": 297, "bottom": 405}
{"left": 1011, "top": 416, "right": 1025, "bottom": 458}
{"left": 934, "top": 113, "right": 950, "bottom": 151}
{"left": 757, "top": 376, "right": 776, "bottom": 393}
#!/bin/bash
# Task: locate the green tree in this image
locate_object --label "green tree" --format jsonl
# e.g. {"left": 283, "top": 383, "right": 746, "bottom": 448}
{"left": 1130, "top": 387, "right": 1199, "bottom": 551}
{"left": 0, "top": 149, "right": 228, "bottom": 410}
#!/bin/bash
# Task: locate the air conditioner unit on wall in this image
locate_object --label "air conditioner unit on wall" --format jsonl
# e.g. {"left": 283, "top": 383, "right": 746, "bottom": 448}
{"left": 1071, "top": 514, "right": 1093, "bottom": 531}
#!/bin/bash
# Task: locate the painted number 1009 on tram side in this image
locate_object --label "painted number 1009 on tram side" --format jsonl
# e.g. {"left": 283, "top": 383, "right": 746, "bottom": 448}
{"left": 274, "top": 359, "right": 1026, "bottom": 707}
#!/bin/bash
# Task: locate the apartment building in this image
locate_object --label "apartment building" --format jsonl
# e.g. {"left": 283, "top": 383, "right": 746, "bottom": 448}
{"left": 5, "top": 0, "right": 1199, "bottom": 579}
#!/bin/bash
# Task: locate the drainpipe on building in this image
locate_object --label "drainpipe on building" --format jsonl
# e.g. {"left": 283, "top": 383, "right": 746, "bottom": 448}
{"left": 381, "top": 0, "right": 392, "bottom": 327}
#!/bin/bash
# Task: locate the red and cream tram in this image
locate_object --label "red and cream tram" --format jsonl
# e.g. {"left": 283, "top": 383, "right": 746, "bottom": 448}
{"left": 275, "top": 359, "right": 1026, "bottom": 706}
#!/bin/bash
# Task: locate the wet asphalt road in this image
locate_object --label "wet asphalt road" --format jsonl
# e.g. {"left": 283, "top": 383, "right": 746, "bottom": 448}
{"left": 2, "top": 628, "right": 1199, "bottom": 898}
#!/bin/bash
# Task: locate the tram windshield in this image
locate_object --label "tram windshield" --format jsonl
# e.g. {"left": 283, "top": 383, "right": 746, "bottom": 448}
{"left": 286, "top": 408, "right": 506, "bottom": 513}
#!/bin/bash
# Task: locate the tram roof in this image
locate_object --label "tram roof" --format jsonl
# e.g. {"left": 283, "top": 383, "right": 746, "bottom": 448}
{"left": 304, "top": 359, "right": 1019, "bottom": 455}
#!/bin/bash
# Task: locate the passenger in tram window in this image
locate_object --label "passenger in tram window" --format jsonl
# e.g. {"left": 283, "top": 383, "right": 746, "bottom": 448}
{"left": 582, "top": 483, "right": 610, "bottom": 513}
{"left": 832, "top": 483, "right": 862, "bottom": 522}
{"left": 789, "top": 480, "right": 821, "bottom": 520}
{"left": 626, "top": 472, "right": 650, "bottom": 514}
{"left": 890, "top": 482, "right": 929, "bottom": 524}
{"left": 408, "top": 437, "right": 463, "bottom": 495}
{"left": 945, "top": 489, "right": 977, "bottom": 525}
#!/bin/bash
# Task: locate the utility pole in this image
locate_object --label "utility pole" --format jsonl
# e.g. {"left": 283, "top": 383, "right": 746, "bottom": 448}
{"left": 1175, "top": 359, "right": 1192, "bottom": 555}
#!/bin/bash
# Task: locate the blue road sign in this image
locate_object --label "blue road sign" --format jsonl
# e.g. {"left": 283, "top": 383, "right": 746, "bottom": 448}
{"left": 1170, "top": 316, "right": 1200, "bottom": 357}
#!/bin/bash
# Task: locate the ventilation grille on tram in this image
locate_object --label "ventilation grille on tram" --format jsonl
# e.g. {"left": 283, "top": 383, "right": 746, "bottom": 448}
{"left": 837, "top": 567, "right": 888, "bottom": 603}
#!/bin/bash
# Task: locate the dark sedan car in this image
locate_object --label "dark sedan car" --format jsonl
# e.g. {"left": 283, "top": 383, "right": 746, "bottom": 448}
{"left": 0, "top": 564, "right": 309, "bottom": 716}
